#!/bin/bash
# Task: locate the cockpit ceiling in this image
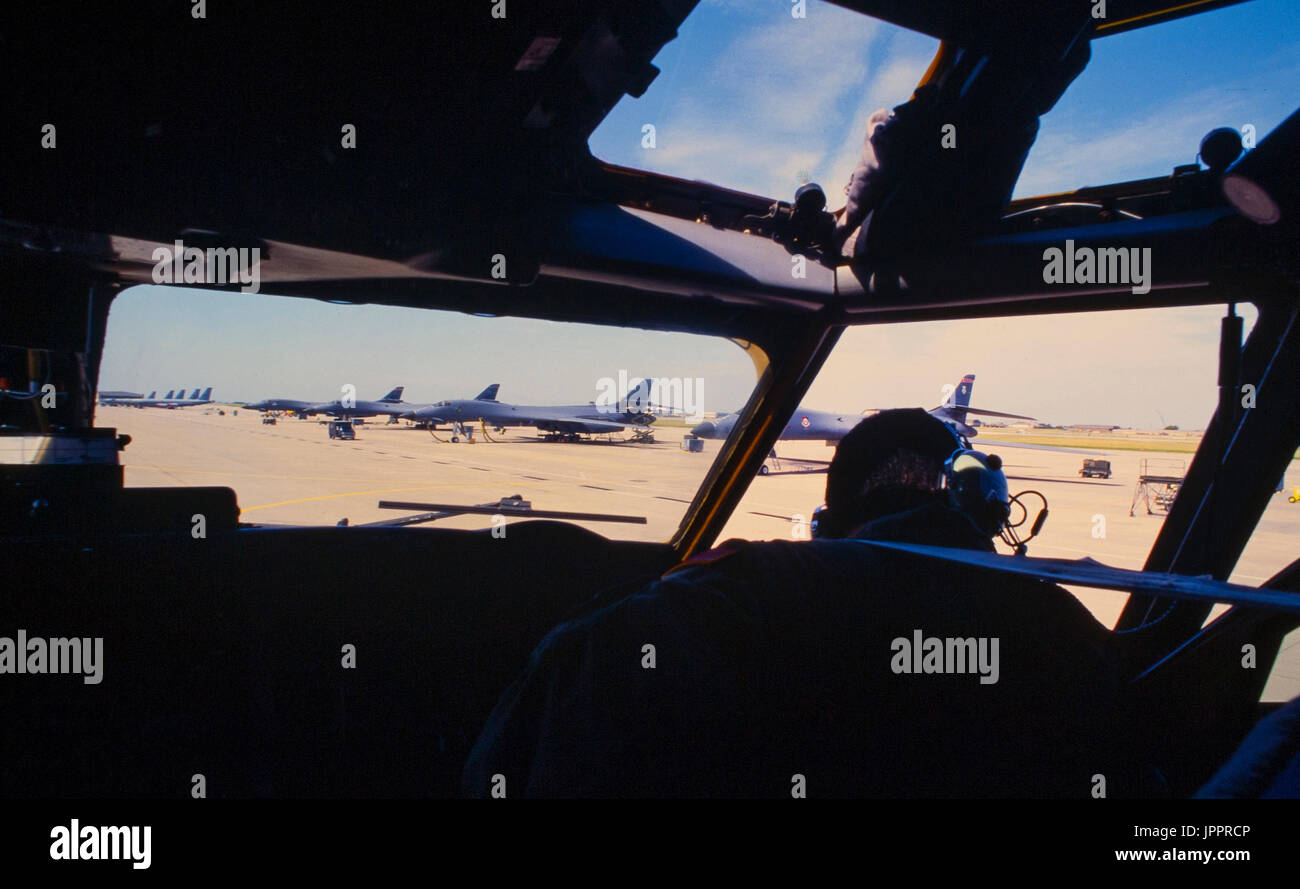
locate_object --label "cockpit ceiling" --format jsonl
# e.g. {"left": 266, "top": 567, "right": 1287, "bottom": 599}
{"left": 0, "top": 0, "right": 700, "bottom": 256}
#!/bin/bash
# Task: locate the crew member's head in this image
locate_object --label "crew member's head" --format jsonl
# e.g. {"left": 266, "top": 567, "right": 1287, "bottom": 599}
{"left": 817, "top": 408, "right": 1009, "bottom": 541}
{"left": 818, "top": 408, "right": 954, "bottom": 539}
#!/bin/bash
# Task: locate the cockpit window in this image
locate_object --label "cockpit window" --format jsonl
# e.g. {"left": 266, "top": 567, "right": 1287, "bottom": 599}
{"left": 99, "top": 285, "right": 760, "bottom": 541}
{"left": 592, "top": 0, "right": 1299, "bottom": 209}
{"left": 588, "top": 0, "right": 940, "bottom": 200}
{"left": 713, "top": 303, "right": 1298, "bottom": 641}
{"left": 1016, "top": 0, "right": 1300, "bottom": 197}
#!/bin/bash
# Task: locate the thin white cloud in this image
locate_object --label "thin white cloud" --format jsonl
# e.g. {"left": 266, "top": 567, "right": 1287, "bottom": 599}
{"left": 610, "top": 1, "right": 937, "bottom": 199}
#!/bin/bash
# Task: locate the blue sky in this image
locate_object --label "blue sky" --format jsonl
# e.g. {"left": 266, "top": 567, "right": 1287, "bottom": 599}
{"left": 103, "top": 0, "right": 1299, "bottom": 429}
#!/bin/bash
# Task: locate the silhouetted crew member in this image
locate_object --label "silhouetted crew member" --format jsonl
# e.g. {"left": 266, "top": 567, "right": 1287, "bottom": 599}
{"left": 464, "top": 409, "right": 1133, "bottom": 798}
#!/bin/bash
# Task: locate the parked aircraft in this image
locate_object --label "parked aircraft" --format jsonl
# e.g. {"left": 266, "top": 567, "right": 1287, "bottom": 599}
{"left": 303, "top": 386, "right": 408, "bottom": 420}
{"left": 242, "top": 396, "right": 318, "bottom": 415}
{"left": 98, "top": 389, "right": 158, "bottom": 406}
{"left": 690, "top": 373, "right": 1032, "bottom": 445}
{"left": 248, "top": 385, "right": 502, "bottom": 431}
{"left": 401, "top": 379, "right": 655, "bottom": 442}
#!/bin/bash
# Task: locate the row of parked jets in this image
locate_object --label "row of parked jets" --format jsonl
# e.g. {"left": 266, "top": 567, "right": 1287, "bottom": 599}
{"left": 99, "top": 387, "right": 213, "bottom": 408}
{"left": 245, "top": 381, "right": 659, "bottom": 442}
{"left": 99, "top": 374, "right": 1035, "bottom": 446}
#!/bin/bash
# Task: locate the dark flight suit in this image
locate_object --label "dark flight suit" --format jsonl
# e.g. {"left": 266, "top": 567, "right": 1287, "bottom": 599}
{"left": 463, "top": 502, "right": 1132, "bottom": 798}
{"left": 1197, "top": 695, "right": 1300, "bottom": 798}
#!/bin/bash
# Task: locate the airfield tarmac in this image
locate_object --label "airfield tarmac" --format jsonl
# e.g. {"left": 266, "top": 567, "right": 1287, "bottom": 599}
{"left": 100, "top": 405, "right": 1300, "bottom": 699}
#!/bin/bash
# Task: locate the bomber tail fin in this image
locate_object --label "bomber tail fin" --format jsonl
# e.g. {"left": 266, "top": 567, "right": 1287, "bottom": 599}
{"left": 946, "top": 373, "right": 975, "bottom": 424}
{"left": 954, "top": 373, "right": 974, "bottom": 408}
{"left": 929, "top": 374, "right": 975, "bottom": 424}
{"left": 933, "top": 373, "right": 1035, "bottom": 426}
{"left": 624, "top": 378, "right": 653, "bottom": 413}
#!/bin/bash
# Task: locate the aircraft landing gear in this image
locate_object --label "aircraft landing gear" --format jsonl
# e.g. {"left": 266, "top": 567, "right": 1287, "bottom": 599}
{"left": 760, "top": 447, "right": 781, "bottom": 475}
{"left": 447, "top": 420, "right": 474, "bottom": 444}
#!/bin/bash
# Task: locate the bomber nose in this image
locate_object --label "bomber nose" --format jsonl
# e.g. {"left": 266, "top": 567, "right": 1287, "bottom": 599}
{"left": 691, "top": 421, "right": 715, "bottom": 438}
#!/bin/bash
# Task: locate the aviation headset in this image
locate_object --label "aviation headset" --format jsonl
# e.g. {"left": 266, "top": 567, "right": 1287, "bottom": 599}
{"left": 810, "top": 420, "right": 1011, "bottom": 540}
